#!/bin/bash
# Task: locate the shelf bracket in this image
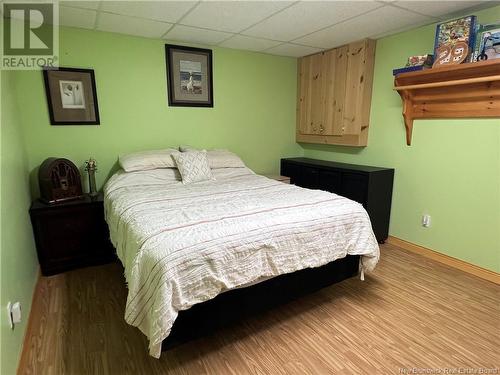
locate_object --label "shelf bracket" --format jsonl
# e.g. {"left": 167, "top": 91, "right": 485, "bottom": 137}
{"left": 398, "top": 90, "right": 414, "bottom": 146}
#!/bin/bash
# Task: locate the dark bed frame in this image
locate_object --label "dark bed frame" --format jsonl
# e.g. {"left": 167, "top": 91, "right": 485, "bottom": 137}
{"left": 162, "top": 255, "right": 360, "bottom": 350}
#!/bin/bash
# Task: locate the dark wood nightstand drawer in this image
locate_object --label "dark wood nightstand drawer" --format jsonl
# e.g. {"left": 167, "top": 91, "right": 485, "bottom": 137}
{"left": 30, "top": 194, "right": 115, "bottom": 275}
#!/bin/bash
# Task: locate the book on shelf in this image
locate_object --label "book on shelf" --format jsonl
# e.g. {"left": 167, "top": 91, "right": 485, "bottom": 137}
{"left": 473, "top": 22, "right": 500, "bottom": 62}
{"left": 392, "top": 65, "right": 426, "bottom": 76}
{"left": 434, "top": 15, "right": 477, "bottom": 63}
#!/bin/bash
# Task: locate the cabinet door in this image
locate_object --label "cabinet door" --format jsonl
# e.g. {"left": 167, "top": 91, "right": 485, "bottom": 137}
{"left": 281, "top": 161, "right": 301, "bottom": 185}
{"left": 33, "top": 207, "right": 92, "bottom": 264}
{"left": 319, "top": 170, "right": 342, "bottom": 194}
{"left": 297, "top": 53, "right": 325, "bottom": 135}
{"left": 343, "top": 39, "right": 376, "bottom": 135}
{"left": 31, "top": 203, "right": 113, "bottom": 275}
{"left": 297, "top": 166, "right": 320, "bottom": 189}
{"left": 322, "top": 46, "right": 348, "bottom": 136}
{"left": 340, "top": 173, "right": 368, "bottom": 205}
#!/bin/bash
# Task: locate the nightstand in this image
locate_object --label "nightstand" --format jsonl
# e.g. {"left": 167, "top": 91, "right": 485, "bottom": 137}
{"left": 263, "top": 175, "right": 291, "bottom": 184}
{"left": 29, "top": 193, "right": 115, "bottom": 276}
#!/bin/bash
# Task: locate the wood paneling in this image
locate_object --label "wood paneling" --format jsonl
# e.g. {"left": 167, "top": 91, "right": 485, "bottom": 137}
{"left": 18, "top": 243, "right": 500, "bottom": 374}
{"left": 343, "top": 39, "right": 375, "bottom": 135}
{"left": 297, "top": 39, "right": 376, "bottom": 146}
{"left": 297, "top": 53, "right": 324, "bottom": 135}
{"left": 322, "top": 46, "right": 347, "bottom": 136}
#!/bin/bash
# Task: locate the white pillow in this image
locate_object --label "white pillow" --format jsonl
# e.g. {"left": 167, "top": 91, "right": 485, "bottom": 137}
{"left": 119, "top": 148, "right": 179, "bottom": 172}
{"left": 172, "top": 151, "right": 214, "bottom": 184}
{"left": 207, "top": 149, "right": 246, "bottom": 169}
{"left": 179, "top": 147, "right": 245, "bottom": 169}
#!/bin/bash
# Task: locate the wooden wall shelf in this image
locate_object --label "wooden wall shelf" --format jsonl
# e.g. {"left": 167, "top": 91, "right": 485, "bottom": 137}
{"left": 394, "top": 59, "right": 500, "bottom": 145}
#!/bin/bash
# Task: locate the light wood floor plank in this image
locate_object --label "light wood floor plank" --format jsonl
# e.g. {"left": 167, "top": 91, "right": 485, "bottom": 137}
{"left": 18, "top": 244, "right": 500, "bottom": 374}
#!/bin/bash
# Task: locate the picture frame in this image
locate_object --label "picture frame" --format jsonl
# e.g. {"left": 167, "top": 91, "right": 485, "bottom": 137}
{"left": 433, "top": 15, "right": 477, "bottom": 63}
{"left": 43, "top": 67, "right": 100, "bottom": 125}
{"left": 165, "top": 44, "right": 213, "bottom": 107}
{"left": 474, "top": 23, "right": 500, "bottom": 62}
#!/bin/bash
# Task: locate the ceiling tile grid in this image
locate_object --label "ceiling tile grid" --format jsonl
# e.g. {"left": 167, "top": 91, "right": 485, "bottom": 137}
{"left": 393, "top": 1, "right": 483, "bottom": 18}
{"left": 219, "top": 34, "right": 282, "bottom": 52}
{"left": 242, "top": 1, "right": 384, "bottom": 42}
{"left": 294, "top": 5, "right": 435, "bottom": 49}
{"left": 97, "top": 11, "right": 173, "bottom": 38}
{"left": 264, "top": 43, "right": 324, "bottom": 57}
{"left": 181, "top": 1, "right": 294, "bottom": 33}
{"left": 165, "top": 24, "right": 233, "bottom": 45}
{"left": 60, "top": 5, "right": 97, "bottom": 29}
{"left": 57, "top": 0, "right": 495, "bottom": 57}
{"left": 100, "top": 1, "right": 196, "bottom": 23}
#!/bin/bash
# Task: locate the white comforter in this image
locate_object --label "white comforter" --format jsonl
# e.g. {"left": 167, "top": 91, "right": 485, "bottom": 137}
{"left": 104, "top": 167, "right": 379, "bottom": 358}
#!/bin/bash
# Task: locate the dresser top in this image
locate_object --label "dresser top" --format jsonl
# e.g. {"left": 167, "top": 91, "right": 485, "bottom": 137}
{"left": 282, "top": 158, "right": 393, "bottom": 173}
{"left": 31, "top": 193, "right": 104, "bottom": 211}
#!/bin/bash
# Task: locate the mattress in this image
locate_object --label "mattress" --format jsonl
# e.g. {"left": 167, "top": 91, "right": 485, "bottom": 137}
{"left": 104, "top": 167, "right": 379, "bottom": 357}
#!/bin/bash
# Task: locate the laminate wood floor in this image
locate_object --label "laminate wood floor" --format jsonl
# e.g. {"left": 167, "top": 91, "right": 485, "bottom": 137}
{"left": 19, "top": 244, "right": 500, "bottom": 375}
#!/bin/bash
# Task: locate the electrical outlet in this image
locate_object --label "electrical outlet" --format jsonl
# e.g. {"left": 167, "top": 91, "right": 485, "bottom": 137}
{"left": 422, "top": 214, "right": 431, "bottom": 228}
{"left": 11, "top": 302, "right": 21, "bottom": 325}
{"left": 6, "top": 301, "right": 21, "bottom": 329}
{"left": 6, "top": 302, "right": 13, "bottom": 329}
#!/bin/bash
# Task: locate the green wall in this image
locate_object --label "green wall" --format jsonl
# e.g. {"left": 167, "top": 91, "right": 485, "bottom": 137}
{"left": 2, "top": 27, "right": 300, "bottom": 374}
{"left": 303, "top": 6, "right": 500, "bottom": 273}
{"left": 0, "top": 71, "right": 39, "bottom": 375}
{"left": 13, "top": 27, "right": 300, "bottom": 194}
{"left": 2, "top": 9, "right": 499, "bottom": 374}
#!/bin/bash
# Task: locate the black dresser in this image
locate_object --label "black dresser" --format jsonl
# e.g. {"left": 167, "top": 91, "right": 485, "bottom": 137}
{"left": 281, "top": 158, "right": 394, "bottom": 243}
{"left": 30, "top": 194, "right": 115, "bottom": 276}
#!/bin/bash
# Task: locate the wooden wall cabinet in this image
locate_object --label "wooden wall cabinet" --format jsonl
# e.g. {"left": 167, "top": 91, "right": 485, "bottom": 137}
{"left": 296, "top": 39, "right": 376, "bottom": 146}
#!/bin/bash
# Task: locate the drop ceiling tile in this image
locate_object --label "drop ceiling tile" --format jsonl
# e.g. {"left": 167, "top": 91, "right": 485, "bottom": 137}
{"left": 265, "top": 43, "right": 323, "bottom": 57}
{"left": 101, "top": 1, "right": 196, "bottom": 23}
{"left": 394, "top": 1, "right": 482, "bottom": 18}
{"left": 181, "top": 1, "right": 293, "bottom": 33}
{"left": 97, "top": 12, "right": 172, "bottom": 38}
{"left": 165, "top": 25, "right": 233, "bottom": 45}
{"left": 243, "top": 1, "right": 383, "bottom": 42}
{"left": 60, "top": 5, "right": 96, "bottom": 29}
{"left": 60, "top": 1, "right": 100, "bottom": 10}
{"left": 295, "top": 6, "right": 433, "bottom": 49}
{"left": 219, "top": 35, "right": 281, "bottom": 51}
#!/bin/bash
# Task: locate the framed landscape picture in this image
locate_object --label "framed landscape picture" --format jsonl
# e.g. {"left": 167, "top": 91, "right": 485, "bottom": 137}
{"left": 165, "top": 44, "right": 213, "bottom": 107}
{"left": 43, "top": 67, "right": 100, "bottom": 125}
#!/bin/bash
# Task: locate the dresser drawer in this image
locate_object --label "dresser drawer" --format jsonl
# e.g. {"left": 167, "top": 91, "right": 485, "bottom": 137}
{"left": 298, "top": 166, "right": 320, "bottom": 189}
{"left": 319, "top": 170, "right": 341, "bottom": 194}
{"left": 340, "top": 173, "right": 368, "bottom": 205}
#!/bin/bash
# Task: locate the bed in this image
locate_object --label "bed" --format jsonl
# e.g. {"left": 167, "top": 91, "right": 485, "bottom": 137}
{"left": 104, "top": 166, "right": 379, "bottom": 358}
